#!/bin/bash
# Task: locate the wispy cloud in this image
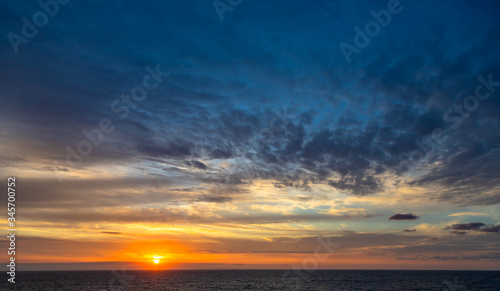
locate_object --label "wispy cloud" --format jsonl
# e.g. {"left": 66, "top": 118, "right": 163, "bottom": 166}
{"left": 448, "top": 212, "right": 490, "bottom": 217}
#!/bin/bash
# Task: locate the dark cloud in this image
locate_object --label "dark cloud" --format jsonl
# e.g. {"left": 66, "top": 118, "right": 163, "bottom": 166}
{"left": 480, "top": 224, "right": 500, "bottom": 233}
{"left": 185, "top": 160, "right": 208, "bottom": 170}
{"left": 404, "top": 229, "right": 416, "bottom": 232}
{"left": 445, "top": 222, "right": 486, "bottom": 231}
{"left": 444, "top": 222, "right": 500, "bottom": 233}
{"left": 389, "top": 213, "right": 420, "bottom": 220}
{"left": 193, "top": 195, "right": 232, "bottom": 203}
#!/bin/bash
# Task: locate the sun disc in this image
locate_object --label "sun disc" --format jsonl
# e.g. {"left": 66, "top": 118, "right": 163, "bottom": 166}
{"left": 152, "top": 254, "right": 163, "bottom": 264}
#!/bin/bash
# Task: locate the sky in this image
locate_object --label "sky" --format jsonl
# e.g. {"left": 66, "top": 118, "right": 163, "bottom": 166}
{"left": 0, "top": 0, "right": 500, "bottom": 271}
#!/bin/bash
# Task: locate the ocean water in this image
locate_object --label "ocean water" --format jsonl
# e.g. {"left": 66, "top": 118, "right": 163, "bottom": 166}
{"left": 2, "top": 270, "right": 499, "bottom": 290}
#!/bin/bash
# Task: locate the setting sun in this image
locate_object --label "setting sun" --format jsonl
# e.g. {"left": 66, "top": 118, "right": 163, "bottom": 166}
{"left": 152, "top": 255, "right": 163, "bottom": 264}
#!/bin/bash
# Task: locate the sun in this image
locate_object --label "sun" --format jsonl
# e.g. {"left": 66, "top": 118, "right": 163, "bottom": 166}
{"left": 152, "top": 255, "right": 163, "bottom": 264}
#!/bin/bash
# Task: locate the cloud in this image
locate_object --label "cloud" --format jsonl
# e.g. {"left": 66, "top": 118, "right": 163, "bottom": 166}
{"left": 397, "top": 253, "right": 500, "bottom": 261}
{"left": 2, "top": 0, "right": 500, "bottom": 270}
{"left": 448, "top": 212, "right": 490, "bottom": 217}
{"left": 20, "top": 209, "right": 377, "bottom": 225}
{"left": 389, "top": 213, "right": 420, "bottom": 220}
{"left": 444, "top": 222, "right": 500, "bottom": 233}
{"left": 2, "top": 0, "right": 500, "bottom": 204}
{"left": 184, "top": 160, "right": 209, "bottom": 170}
{"left": 444, "top": 222, "right": 486, "bottom": 230}
{"left": 479, "top": 224, "right": 500, "bottom": 233}
{"left": 193, "top": 195, "right": 232, "bottom": 203}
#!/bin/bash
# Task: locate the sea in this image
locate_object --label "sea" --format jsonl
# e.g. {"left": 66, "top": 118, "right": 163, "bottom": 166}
{"left": 2, "top": 270, "right": 499, "bottom": 290}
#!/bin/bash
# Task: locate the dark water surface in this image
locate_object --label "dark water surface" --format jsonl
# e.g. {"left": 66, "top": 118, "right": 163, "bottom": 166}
{"left": 2, "top": 270, "right": 499, "bottom": 290}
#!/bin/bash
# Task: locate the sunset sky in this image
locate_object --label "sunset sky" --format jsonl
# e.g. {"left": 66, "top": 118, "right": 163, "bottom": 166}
{"left": 1, "top": 0, "right": 500, "bottom": 271}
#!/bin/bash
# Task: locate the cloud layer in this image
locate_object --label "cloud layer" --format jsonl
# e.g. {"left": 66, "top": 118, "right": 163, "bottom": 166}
{"left": 1, "top": 0, "right": 500, "bottom": 269}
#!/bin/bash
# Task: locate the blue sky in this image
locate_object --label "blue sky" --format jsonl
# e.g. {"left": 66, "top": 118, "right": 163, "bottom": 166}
{"left": 1, "top": 0, "right": 500, "bottom": 270}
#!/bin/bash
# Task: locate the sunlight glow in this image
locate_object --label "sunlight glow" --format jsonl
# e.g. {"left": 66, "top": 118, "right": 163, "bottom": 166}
{"left": 152, "top": 255, "right": 163, "bottom": 264}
